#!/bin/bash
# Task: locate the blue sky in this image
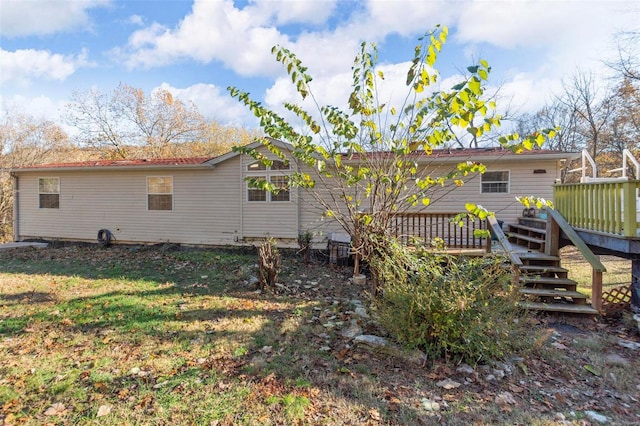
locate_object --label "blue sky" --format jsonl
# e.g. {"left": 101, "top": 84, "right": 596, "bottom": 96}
{"left": 1, "top": 0, "right": 638, "bottom": 130}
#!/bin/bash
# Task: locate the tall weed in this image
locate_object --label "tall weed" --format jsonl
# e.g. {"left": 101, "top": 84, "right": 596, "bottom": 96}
{"left": 371, "top": 238, "right": 526, "bottom": 364}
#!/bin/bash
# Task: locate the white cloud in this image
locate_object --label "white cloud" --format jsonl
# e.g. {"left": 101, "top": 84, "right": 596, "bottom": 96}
{"left": 0, "top": 0, "right": 111, "bottom": 37}
{"left": 127, "top": 14, "right": 144, "bottom": 26}
{"left": 249, "top": 0, "right": 338, "bottom": 25}
{"left": 365, "top": 0, "right": 454, "bottom": 37}
{"left": 0, "top": 48, "right": 92, "bottom": 85}
{"left": 451, "top": 1, "right": 639, "bottom": 116}
{"left": 156, "top": 82, "right": 256, "bottom": 127}
{"left": 113, "top": 0, "right": 289, "bottom": 76}
{"left": 0, "top": 93, "right": 66, "bottom": 122}
{"left": 456, "top": 1, "right": 638, "bottom": 62}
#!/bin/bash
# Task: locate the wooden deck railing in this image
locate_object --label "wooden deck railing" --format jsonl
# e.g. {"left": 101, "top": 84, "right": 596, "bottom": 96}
{"left": 554, "top": 180, "right": 640, "bottom": 237}
{"left": 391, "top": 212, "right": 488, "bottom": 249}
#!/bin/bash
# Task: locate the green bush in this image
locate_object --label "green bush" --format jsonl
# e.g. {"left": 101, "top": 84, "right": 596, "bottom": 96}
{"left": 370, "top": 238, "right": 526, "bottom": 364}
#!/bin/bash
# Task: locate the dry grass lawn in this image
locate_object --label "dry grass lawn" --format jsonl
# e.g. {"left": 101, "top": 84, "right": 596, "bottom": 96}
{"left": 1, "top": 244, "right": 639, "bottom": 425}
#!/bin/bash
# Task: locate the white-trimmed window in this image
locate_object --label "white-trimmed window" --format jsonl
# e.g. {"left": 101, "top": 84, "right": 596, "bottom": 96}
{"left": 247, "top": 176, "right": 267, "bottom": 202}
{"left": 246, "top": 160, "right": 291, "bottom": 202}
{"left": 270, "top": 175, "right": 290, "bottom": 202}
{"left": 481, "top": 171, "right": 509, "bottom": 193}
{"left": 38, "top": 177, "right": 60, "bottom": 209}
{"left": 147, "top": 176, "right": 173, "bottom": 210}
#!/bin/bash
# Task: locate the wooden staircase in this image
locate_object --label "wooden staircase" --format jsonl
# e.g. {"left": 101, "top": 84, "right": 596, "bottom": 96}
{"left": 505, "top": 216, "right": 599, "bottom": 315}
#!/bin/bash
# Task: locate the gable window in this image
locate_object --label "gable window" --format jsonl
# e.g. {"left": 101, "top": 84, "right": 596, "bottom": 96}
{"left": 246, "top": 160, "right": 291, "bottom": 202}
{"left": 147, "top": 176, "right": 173, "bottom": 210}
{"left": 269, "top": 160, "right": 290, "bottom": 170}
{"left": 481, "top": 171, "right": 509, "bottom": 193}
{"left": 38, "top": 177, "right": 60, "bottom": 209}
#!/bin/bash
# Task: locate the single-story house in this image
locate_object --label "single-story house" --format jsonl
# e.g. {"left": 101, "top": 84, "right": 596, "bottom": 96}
{"left": 10, "top": 139, "right": 579, "bottom": 248}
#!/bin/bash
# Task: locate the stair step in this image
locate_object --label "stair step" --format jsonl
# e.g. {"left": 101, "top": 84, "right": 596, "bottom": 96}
{"left": 519, "top": 288, "right": 588, "bottom": 300}
{"left": 520, "top": 276, "right": 576, "bottom": 285}
{"left": 517, "top": 217, "right": 547, "bottom": 226}
{"left": 519, "top": 301, "right": 599, "bottom": 315}
{"left": 508, "top": 224, "right": 548, "bottom": 235}
{"left": 519, "top": 276, "right": 578, "bottom": 291}
{"left": 518, "top": 265, "right": 568, "bottom": 274}
{"left": 518, "top": 252, "right": 559, "bottom": 260}
{"left": 506, "top": 232, "right": 546, "bottom": 245}
{"left": 518, "top": 252, "right": 559, "bottom": 262}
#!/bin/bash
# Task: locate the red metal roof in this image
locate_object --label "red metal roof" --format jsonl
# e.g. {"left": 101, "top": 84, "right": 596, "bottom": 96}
{"left": 343, "top": 147, "right": 574, "bottom": 161}
{"left": 14, "top": 145, "right": 577, "bottom": 172}
{"left": 15, "top": 157, "right": 213, "bottom": 170}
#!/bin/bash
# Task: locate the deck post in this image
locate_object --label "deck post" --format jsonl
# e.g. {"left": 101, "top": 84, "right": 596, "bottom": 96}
{"left": 546, "top": 214, "right": 560, "bottom": 256}
{"left": 622, "top": 182, "right": 636, "bottom": 237}
{"left": 632, "top": 259, "right": 640, "bottom": 311}
{"left": 592, "top": 267, "right": 603, "bottom": 312}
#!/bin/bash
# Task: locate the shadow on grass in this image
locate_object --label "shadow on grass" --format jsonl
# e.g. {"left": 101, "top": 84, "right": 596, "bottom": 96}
{"left": 0, "top": 245, "right": 427, "bottom": 423}
{"left": 0, "top": 291, "right": 57, "bottom": 305}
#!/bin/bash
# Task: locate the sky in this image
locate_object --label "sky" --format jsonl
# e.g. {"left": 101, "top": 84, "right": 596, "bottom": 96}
{"left": 1, "top": 0, "right": 639, "bottom": 132}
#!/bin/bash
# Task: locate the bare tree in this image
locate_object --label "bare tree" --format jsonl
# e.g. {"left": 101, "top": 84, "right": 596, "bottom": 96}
{"left": 65, "top": 84, "right": 207, "bottom": 158}
{"left": 556, "top": 70, "right": 615, "bottom": 160}
{"left": 610, "top": 31, "right": 640, "bottom": 82}
{"left": 0, "top": 111, "right": 70, "bottom": 241}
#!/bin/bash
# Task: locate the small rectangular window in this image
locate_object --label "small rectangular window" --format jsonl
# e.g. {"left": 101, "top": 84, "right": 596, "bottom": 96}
{"left": 147, "top": 176, "right": 173, "bottom": 210}
{"left": 247, "top": 176, "right": 267, "bottom": 202}
{"left": 247, "top": 161, "right": 267, "bottom": 171}
{"left": 38, "top": 177, "right": 60, "bottom": 209}
{"left": 481, "top": 171, "right": 509, "bottom": 193}
{"left": 270, "top": 175, "right": 290, "bottom": 202}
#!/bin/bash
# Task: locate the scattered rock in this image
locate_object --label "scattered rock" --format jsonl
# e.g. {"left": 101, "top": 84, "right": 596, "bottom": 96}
{"left": 247, "top": 276, "right": 259, "bottom": 289}
{"left": 492, "top": 369, "right": 506, "bottom": 380}
{"left": 153, "top": 381, "right": 169, "bottom": 389}
{"left": 130, "top": 367, "right": 141, "bottom": 375}
{"left": 584, "top": 410, "right": 609, "bottom": 424}
{"left": 354, "top": 307, "right": 369, "bottom": 319}
{"left": 495, "top": 392, "right": 517, "bottom": 405}
{"left": 353, "top": 335, "right": 425, "bottom": 365}
{"left": 44, "top": 403, "right": 65, "bottom": 416}
{"left": 604, "top": 353, "right": 629, "bottom": 367}
{"left": 421, "top": 398, "right": 440, "bottom": 412}
{"left": 552, "top": 342, "right": 568, "bottom": 350}
{"left": 354, "top": 334, "right": 388, "bottom": 349}
{"left": 456, "top": 363, "right": 475, "bottom": 374}
{"left": 96, "top": 404, "right": 112, "bottom": 417}
{"left": 436, "top": 378, "right": 461, "bottom": 389}
{"left": 319, "top": 346, "right": 331, "bottom": 352}
{"left": 260, "top": 346, "right": 273, "bottom": 354}
{"left": 617, "top": 339, "right": 640, "bottom": 350}
{"left": 340, "top": 321, "right": 363, "bottom": 339}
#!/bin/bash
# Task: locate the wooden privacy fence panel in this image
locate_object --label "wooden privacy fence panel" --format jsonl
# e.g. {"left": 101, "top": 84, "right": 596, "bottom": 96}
{"left": 391, "top": 212, "right": 488, "bottom": 249}
{"left": 554, "top": 180, "right": 640, "bottom": 237}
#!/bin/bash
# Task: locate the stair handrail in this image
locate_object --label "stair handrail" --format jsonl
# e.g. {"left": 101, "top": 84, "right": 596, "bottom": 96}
{"left": 487, "top": 216, "right": 522, "bottom": 267}
{"left": 546, "top": 207, "right": 606, "bottom": 311}
{"left": 607, "top": 148, "right": 640, "bottom": 179}
{"left": 567, "top": 149, "right": 597, "bottom": 182}
{"left": 546, "top": 208, "right": 606, "bottom": 272}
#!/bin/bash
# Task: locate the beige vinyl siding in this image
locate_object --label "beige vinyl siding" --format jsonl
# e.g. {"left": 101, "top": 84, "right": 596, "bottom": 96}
{"left": 14, "top": 149, "right": 562, "bottom": 248}
{"left": 298, "top": 158, "right": 560, "bottom": 244}
{"left": 241, "top": 149, "right": 299, "bottom": 240}
{"left": 16, "top": 159, "right": 242, "bottom": 245}
{"left": 415, "top": 159, "right": 559, "bottom": 226}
